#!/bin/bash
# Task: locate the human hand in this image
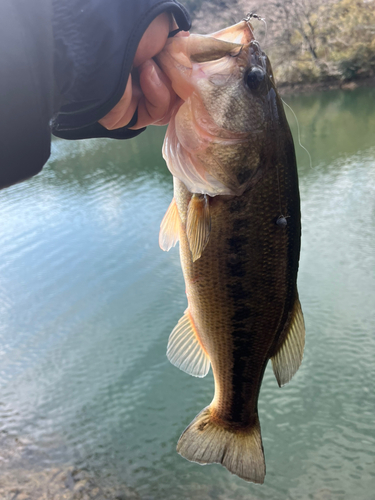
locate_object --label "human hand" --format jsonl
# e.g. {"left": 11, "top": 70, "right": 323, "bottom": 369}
{"left": 99, "top": 13, "right": 181, "bottom": 131}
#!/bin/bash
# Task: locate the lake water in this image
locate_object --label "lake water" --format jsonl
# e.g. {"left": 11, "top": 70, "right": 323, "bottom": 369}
{"left": 0, "top": 87, "right": 374, "bottom": 499}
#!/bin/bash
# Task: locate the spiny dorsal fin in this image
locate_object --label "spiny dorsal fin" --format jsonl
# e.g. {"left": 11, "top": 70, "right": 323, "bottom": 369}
{"left": 167, "top": 309, "right": 210, "bottom": 378}
{"left": 271, "top": 295, "right": 305, "bottom": 387}
{"left": 159, "top": 198, "right": 180, "bottom": 251}
{"left": 186, "top": 194, "right": 211, "bottom": 262}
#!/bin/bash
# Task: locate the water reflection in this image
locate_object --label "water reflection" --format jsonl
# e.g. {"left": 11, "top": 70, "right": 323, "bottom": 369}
{"left": 0, "top": 88, "right": 374, "bottom": 499}
{"left": 284, "top": 86, "right": 375, "bottom": 169}
{"left": 48, "top": 125, "right": 171, "bottom": 189}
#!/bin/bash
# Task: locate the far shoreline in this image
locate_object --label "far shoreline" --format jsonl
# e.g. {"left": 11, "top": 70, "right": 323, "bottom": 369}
{"left": 277, "top": 75, "right": 375, "bottom": 96}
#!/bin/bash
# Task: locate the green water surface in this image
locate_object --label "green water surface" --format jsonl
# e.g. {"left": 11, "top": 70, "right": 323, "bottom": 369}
{"left": 0, "top": 87, "right": 374, "bottom": 499}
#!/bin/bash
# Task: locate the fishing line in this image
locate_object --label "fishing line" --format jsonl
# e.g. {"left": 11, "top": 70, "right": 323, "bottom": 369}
{"left": 243, "top": 13, "right": 268, "bottom": 44}
{"left": 256, "top": 16, "right": 268, "bottom": 42}
{"left": 244, "top": 14, "right": 297, "bottom": 221}
{"left": 281, "top": 98, "right": 313, "bottom": 169}
{"left": 275, "top": 151, "right": 283, "bottom": 216}
{"left": 275, "top": 162, "right": 290, "bottom": 227}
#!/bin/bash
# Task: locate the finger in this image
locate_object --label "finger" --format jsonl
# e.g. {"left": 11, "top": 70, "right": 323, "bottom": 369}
{"left": 98, "top": 75, "right": 138, "bottom": 130}
{"left": 133, "top": 13, "right": 172, "bottom": 67}
{"left": 131, "top": 60, "right": 175, "bottom": 129}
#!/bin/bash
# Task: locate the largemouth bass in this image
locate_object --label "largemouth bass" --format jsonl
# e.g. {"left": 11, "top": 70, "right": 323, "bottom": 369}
{"left": 157, "top": 19, "right": 305, "bottom": 484}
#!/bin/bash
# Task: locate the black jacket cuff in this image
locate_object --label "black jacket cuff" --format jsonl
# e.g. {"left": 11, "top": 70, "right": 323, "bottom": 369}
{"left": 51, "top": 0, "right": 190, "bottom": 140}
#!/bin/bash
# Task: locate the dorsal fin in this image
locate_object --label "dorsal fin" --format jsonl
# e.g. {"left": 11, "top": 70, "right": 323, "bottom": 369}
{"left": 159, "top": 198, "right": 180, "bottom": 251}
{"left": 186, "top": 194, "right": 211, "bottom": 262}
{"left": 167, "top": 309, "right": 210, "bottom": 378}
{"left": 271, "top": 295, "right": 305, "bottom": 387}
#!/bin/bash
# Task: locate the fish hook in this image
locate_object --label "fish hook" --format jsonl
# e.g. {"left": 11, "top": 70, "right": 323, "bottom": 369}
{"left": 243, "top": 12, "right": 268, "bottom": 40}
{"left": 243, "top": 12, "right": 266, "bottom": 23}
{"left": 229, "top": 45, "right": 244, "bottom": 58}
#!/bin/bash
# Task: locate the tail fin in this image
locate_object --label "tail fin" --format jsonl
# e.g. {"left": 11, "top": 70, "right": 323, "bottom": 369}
{"left": 177, "top": 406, "right": 265, "bottom": 484}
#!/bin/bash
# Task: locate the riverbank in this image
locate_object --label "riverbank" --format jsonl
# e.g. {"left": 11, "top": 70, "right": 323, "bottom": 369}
{"left": 0, "top": 435, "right": 140, "bottom": 500}
{"left": 277, "top": 75, "right": 375, "bottom": 96}
{"left": 185, "top": 0, "right": 375, "bottom": 94}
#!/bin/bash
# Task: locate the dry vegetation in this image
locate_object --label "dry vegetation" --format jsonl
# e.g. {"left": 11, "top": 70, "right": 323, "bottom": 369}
{"left": 181, "top": 0, "right": 375, "bottom": 89}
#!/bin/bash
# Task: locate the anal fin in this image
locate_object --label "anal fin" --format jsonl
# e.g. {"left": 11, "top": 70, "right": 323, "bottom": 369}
{"left": 187, "top": 194, "right": 211, "bottom": 262}
{"left": 271, "top": 294, "right": 305, "bottom": 387}
{"left": 167, "top": 309, "right": 210, "bottom": 377}
{"left": 159, "top": 198, "right": 180, "bottom": 251}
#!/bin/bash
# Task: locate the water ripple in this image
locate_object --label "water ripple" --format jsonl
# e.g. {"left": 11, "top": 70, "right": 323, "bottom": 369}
{"left": 0, "top": 91, "right": 375, "bottom": 499}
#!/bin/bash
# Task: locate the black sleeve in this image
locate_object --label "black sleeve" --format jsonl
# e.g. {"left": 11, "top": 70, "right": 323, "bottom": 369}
{"left": 51, "top": 0, "right": 190, "bottom": 140}
{"left": 0, "top": 0, "right": 190, "bottom": 189}
{"left": 0, "top": 0, "right": 55, "bottom": 189}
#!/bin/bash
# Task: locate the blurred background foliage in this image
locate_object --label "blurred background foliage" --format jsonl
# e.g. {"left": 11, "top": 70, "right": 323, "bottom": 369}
{"left": 181, "top": 0, "right": 375, "bottom": 87}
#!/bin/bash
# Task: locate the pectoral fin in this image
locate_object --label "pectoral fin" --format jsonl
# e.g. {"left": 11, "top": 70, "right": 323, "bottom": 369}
{"left": 271, "top": 295, "right": 305, "bottom": 387}
{"left": 159, "top": 198, "right": 180, "bottom": 251}
{"left": 167, "top": 309, "right": 210, "bottom": 378}
{"left": 187, "top": 194, "right": 211, "bottom": 262}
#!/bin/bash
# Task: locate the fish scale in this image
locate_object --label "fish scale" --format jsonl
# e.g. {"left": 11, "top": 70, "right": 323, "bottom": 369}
{"left": 157, "top": 19, "right": 305, "bottom": 483}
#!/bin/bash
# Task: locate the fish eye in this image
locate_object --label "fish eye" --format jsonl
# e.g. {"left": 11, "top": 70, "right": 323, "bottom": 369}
{"left": 245, "top": 67, "right": 265, "bottom": 91}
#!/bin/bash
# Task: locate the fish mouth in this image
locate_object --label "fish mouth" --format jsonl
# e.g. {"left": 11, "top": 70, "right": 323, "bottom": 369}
{"left": 158, "top": 19, "right": 280, "bottom": 197}
{"left": 156, "top": 19, "right": 272, "bottom": 105}
{"left": 209, "top": 19, "right": 255, "bottom": 45}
